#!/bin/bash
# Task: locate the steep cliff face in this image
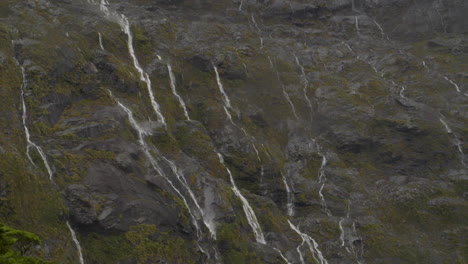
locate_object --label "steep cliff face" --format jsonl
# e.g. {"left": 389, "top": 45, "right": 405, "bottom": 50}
{"left": 0, "top": 0, "right": 466, "bottom": 263}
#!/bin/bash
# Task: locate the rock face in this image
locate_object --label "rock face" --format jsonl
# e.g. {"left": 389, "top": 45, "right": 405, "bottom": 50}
{"left": 0, "top": 0, "right": 466, "bottom": 263}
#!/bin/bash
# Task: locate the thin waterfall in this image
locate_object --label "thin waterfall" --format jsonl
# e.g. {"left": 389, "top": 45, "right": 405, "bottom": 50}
{"left": 319, "top": 183, "right": 332, "bottom": 217}
{"left": 217, "top": 153, "right": 266, "bottom": 244}
{"left": 66, "top": 221, "right": 85, "bottom": 264}
{"left": 273, "top": 247, "right": 292, "bottom": 264}
{"left": 276, "top": 70, "right": 299, "bottom": 120}
{"left": 288, "top": 220, "right": 328, "bottom": 264}
{"left": 268, "top": 56, "right": 299, "bottom": 120}
{"left": 107, "top": 91, "right": 204, "bottom": 238}
{"left": 94, "top": 0, "right": 166, "bottom": 125}
{"left": 399, "top": 86, "right": 406, "bottom": 98}
{"left": 293, "top": 53, "right": 313, "bottom": 114}
{"left": 443, "top": 76, "right": 461, "bottom": 92}
{"left": 98, "top": 32, "right": 104, "bottom": 50}
{"left": 439, "top": 118, "right": 466, "bottom": 167}
{"left": 213, "top": 67, "right": 261, "bottom": 161}
{"left": 281, "top": 171, "right": 294, "bottom": 216}
{"left": 118, "top": 16, "right": 166, "bottom": 125}
{"left": 338, "top": 219, "right": 345, "bottom": 247}
{"left": 238, "top": 0, "right": 243, "bottom": 11}
{"left": 372, "top": 19, "right": 385, "bottom": 39}
{"left": 18, "top": 64, "right": 54, "bottom": 182}
{"left": 213, "top": 65, "right": 235, "bottom": 123}
{"left": 422, "top": 61, "right": 429, "bottom": 69}
{"left": 355, "top": 17, "right": 360, "bottom": 32}
{"left": 167, "top": 64, "right": 190, "bottom": 120}
{"left": 318, "top": 155, "right": 327, "bottom": 183}
{"left": 162, "top": 157, "right": 217, "bottom": 239}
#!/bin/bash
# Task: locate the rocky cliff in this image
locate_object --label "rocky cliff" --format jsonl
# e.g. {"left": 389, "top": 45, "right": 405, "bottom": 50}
{"left": 0, "top": 0, "right": 466, "bottom": 263}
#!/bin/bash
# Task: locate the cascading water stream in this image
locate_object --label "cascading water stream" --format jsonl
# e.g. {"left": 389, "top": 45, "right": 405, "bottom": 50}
{"left": 93, "top": 0, "right": 166, "bottom": 125}
{"left": 66, "top": 221, "right": 85, "bottom": 264}
{"left": 107, "top": 91, "right": 206, "bottom": 240}
{"left": 217, "top": 153, "right": 266, "bottom": 244}
{"left": 355, "top": 17, "right": 360, "bottom": 32}
{"left": 293, "top": 53, "right": 313, "bottom": 115}
{"left": 98, "top": 32, "right": 104, "bottom": 50}
{"left": 167, "top": 64, "right": 191, "bottom": 120}
{"left": 162, "top": 156, "right": 217, "bottom": 239}
{"left": 439, "top": 118, "right": 467, "bottom": 168}
{"left": 281, "top": 171, "right": 294, "bottom": 216}
{"left": 443, "top": 76, "right": 461, "bottom": 93}
{"left": 338, "top": 219, "right": 345, "bottom": 247}
{"left": 273, "top": 248, "right": 292, "bottom": 264}
{"left": 288, "top": 220, "right": 328, "bottom": 264}
{"left": 118, "top": 16, "right": 166, "bottom": 125}
{"left": 275, "top": 70, "right": 299, "bottom": 120}
{"left": 18, "top": 64, "right": 54, "bottom": 183}
{"left": 213, "top": 65, "right": 235, "bottom": 124}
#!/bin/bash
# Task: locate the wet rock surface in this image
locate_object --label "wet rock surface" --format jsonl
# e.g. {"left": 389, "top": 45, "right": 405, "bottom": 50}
{"left": 0, "top": 0, "right": 466, "bottom": 263}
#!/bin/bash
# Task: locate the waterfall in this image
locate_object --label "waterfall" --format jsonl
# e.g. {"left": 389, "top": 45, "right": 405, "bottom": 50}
{"left": 355, "top": 17, "right": 360, "bottom": 32}
{"left": 162, "top": 157, "right": 217, "bottom": 239}
{"left": 399, "top": 86, "right": 406, "bottom": 98}
{"left": 213, "top": 65, "right": 235, "bottom": 124}
{"left": 319, "top": 183, "right": 332, "bottom": 217}
{"left": 372, "top": 19, "right": 385, "bottom": 39}
{"left": 338, "top": 219, "right": 345, "bottom": 247}
{"left": 443, "top": 76, "right": 461, "bottom": 93}
{"left": 66, "top": 221, "right": 85, "bottom": 264}
{"left": 318, "top": 155, "right": 327, "bottom": 183}
{"left": 118, "top": 16, "right": 166, "bottom": 125}
{"left": 276, "top": 70, "right": 299, "bottom": 120}
{"left": 288, "top": 220, "right": 328, "bottom": 264}
{"left": 273, "top": 247, "right": 292, "bottom": 264}
{"left": 281, "top": 171, "right": 294, "bottom": 216}
{"left": 98, "top": 32, "right": 104, "bottom": 50}
{"left": 19, "top": 65, "right": 54, "bottom": 182}
{"left": 422, "top": 61, "right": 429, "bottom": 69}
{"left": 167, "top": 64, "right": 191, "bottom": 120}
{"left": 238, "top": 0, "right": 243, "bottom": 11}
{"left": 217, "top": 153, "right": 266, "bottom": 244}
{"left": 293, "top": 53, "right": 313, "bottom": 114}
{"left": 251, "top": 14, "right": 262, "bottom": 33}
{"left": 107, "top": 91, "right": 205, "bottom": 239}
{"left": 439, "top": 118, "right": 467, "bottom": 167}
{"left": 93, "top": 0, "right": 166, "bottom": 125}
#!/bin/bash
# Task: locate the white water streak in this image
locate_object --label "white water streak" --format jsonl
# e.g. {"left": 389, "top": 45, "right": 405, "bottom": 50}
{"left": 422, "top": 61, "right": 428, "bottom": 69}
{"left": 213, "top": 65, "right": 232, "bottom": 108}
{"left": 167, "top": 64, "right": 190, "bottom": 120}
{"left": 117, "top": 16, "right": 166, "bottom": 125}
{"left": 288, "top": 220, "right": 328, "bottom": 264}
{"left": 98, "top": 32, "right": 104, "bottom": 50}
{"left": 93, "top": 0, "right": 165, "bottom": 125}
{"left": 372, "top": 19, "right": 385, "bottom": 39}
{"left": 443, "top": 76, "right": 461, "bottom": 92}
{"left": 281, "top": 171, "right": 294, "bottom": 216}
{"left": 162, "top": 157, "right": 216, "bottom": 239}
{"left": 217, "top": 153, "right": 266, "bottom": 244}
{"left": 19, "top": 65, "right": 54, "bottom": 182}
{"left": 66, "top": 221, "right": 85, "bottom": 264}
{"left": 339, "top": 219, "right": 345, "bottom": 247}
{"left": 439, "top": 118, "right": 467, "bottom": 167}
{"left": 399, "top": 86, "right": 406, "bottom": 98}
{"left": 355, "top": 16, "right": 360, "bottom": 32}
{"left": 238, "top": 0, "right": 243, "bottom": 11}
{"left": 318, "top": 155, "right": 327, "bottom": 183}
{"left": 319, "top": 183, "right": 332, "bottom": 217}
{"left": 294, "top": 54, "right": 313, "bottom": 113}
{"left": 273, "top": 247, "right": 292, "bottom": 264}
{"left": 108, "top": 91, "right": 205, "bottom": 238}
